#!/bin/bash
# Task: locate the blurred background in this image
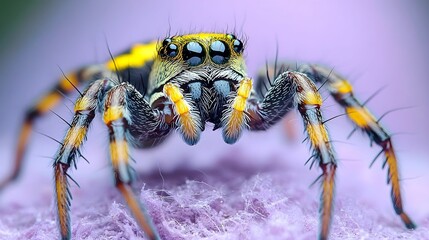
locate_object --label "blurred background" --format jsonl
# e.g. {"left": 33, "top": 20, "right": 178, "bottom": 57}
{"left": 0, "top": 0, "right": 428, "bottom": 239}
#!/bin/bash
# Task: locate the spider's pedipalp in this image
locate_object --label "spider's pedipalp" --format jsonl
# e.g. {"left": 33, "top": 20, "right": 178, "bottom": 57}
{"left": 221, "top": 78, "right": 252, "bottom": 144}
{"left": 163, "top": 83, "right": 202, "bottom": 145}
{"left": 300, "top": 64, "right": 416, "bottom": 229}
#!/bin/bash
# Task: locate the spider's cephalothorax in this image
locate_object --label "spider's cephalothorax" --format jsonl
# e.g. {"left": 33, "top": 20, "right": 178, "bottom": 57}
{"left": 0, "top": 33, "right": 416, "bottom": 240}
{"left": 147, "top": 33, "right": 249, "bottom": 145}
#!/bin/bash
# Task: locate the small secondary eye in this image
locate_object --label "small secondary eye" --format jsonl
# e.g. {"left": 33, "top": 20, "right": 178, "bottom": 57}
{"left": 209, "top": 40, "right": 230, "bottom": 64}
{"left": 160, "top": 38, "right": 178, "bottom": 58}
{"left": 162, "top": 38, "right": 172, "bottom": 46}
{"left": 183, "top": 41, "right": 205, "bottom": 66}
{"left": 166, "top": 43, "right": 178, "bottom": 57}
{"left": 226, "top": 34, "right": 236, "bottom": 40}
{"left": 233, "top": 39, "right": 243, "bottom": 53}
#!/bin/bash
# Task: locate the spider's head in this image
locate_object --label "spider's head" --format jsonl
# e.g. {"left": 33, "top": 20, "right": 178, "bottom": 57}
{"left": 148, "top": 33, "right": 247, "bottom": 105}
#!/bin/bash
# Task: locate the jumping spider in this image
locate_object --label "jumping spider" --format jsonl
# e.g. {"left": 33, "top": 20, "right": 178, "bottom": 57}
{"left": 0, "top": 33, "right": 416, "bottom": 239}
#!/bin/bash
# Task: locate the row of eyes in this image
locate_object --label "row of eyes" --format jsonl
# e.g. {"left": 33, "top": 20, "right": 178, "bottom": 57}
{"left": 160, "top": 38, "right": 244, "bottom": 66}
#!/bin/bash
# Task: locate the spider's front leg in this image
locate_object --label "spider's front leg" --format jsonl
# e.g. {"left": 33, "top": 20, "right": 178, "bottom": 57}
{"left": 102, "top": 83, "right": 173, "bottom": 240}
{"left": 300, "top": 65, "right": 416, "bottom": 229}
{"left": 53, "top": 79, "right": 114, "bottom": 239}
{"left": 247, "top": 72, "right": 337, "bottom": 240}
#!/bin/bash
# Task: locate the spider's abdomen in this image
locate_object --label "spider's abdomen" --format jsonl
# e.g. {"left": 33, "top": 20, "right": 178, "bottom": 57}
{"left": 105, "top": 41, "right": 158, "bottom": 97}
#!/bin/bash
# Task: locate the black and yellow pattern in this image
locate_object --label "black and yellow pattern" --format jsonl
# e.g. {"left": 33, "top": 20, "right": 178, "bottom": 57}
{"left": 222, "top": 78, "right": 252, "bottom": 144}
{"left": 299, "top": 64, "right": 416, "bottom": 229}
{"left": 104, "top": 85, "right": 160, "bottom": 240}
{"left": 54, "top": 79, "right": 114, "bottom": 239}
{"left": 1, "top": 33, "right": 415, "bottom": 240}
{"left": 163, "top": 83, "right": 202, "bottom": 145}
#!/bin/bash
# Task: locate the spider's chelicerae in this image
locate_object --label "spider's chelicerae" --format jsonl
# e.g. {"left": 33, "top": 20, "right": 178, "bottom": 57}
{"left": 0, "top": 33, "right": 416, "bottom": 239}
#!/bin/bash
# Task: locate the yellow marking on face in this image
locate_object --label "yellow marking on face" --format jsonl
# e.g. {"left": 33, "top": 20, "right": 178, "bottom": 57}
{"left": 106, "top": 41, "right": 158, "bottom": 71}
{"left": 346, "top": 106, "right": 376, "bottom": 128}
{"left": 110, "top": 140, "right": 129, "bottom": 166}
{"left": 59, "top": 73, "right": 79, "bottom": 92}
{"left": 302, "top": 90, "right": 322, "bottom": 106}
{"left": 36, "top": 92, "right": 62, "bottom": 113}
{"left": 331, "top": 80, "right": 353, "bottom": 94}
{"left": 103, "top": 106, "right": 124, "bottom": 124}
{"left": 64, "top": 126, "right": 87, "bottom": 148}
{"left": 306, "top": 123, "right": 329, "bottom": 147}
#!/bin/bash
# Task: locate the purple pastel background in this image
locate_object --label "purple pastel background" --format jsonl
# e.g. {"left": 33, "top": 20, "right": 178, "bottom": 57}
{"left": 1, "top": 1, "right": 428, "bottom": 239}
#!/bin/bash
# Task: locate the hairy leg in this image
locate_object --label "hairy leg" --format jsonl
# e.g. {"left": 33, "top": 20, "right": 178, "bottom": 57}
{"left": 0, "top": 64, "right": 109, "bottom": 191}
{"left": 248, "top": 71, "right": 337, "bottom": 240}
{"left": 53, "top": 79, "right": 114, "bottom": 239}
{"left": 103, "top": 83, "right": 173, "bottom": 240}
{"left": 300, "top": 64, "right": 416, "bottom": 229}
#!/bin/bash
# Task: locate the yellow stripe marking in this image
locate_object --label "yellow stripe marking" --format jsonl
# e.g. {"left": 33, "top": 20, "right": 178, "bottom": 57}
{"left": 346, "top": 106, "right": 376, "bottom": 128}
{"left": 224, "top": 111, "right": 245, "bottom": 137}
{"left": 64, "top": 126, "right": 87, "bottom": 148}
{"left": 232, "top": 79, "right": 252, "bottom": 112}
{"left": 176, "top": 99, "right": 190, "bottom": 115}
{"left": 163, "top": 83, "right": 199, "bottom": 139}
{"left": 74, "top": 96, "right": 91, "bottom": 112}
{"left": 106, "top": 42, "right": 158, "bottom": 71}
{"left": 385, "top": 147, "right": 400, "bottom": 207}
{"left": 232, "top": 96, "right": 246, "bottom": 112}
{"left": 224, "top": 79, "right": 252, "bottom": 138}
{"left": 164, "top": 84, "right": 183, "bottom": 103}
{"left": 302, "top": 91, "right": 322, "bottom": 106}
{"left": 103, "top": 106, "right": 124, "bottom": 124}
{"left": 163, "top": 83, "right": 191, "bottom": 116}
{"left": 306, "top": 123, "right": 329, "bottom": 147}
{"left": 59, "top": 73, "right": 79, "bottom": 92}
{"left": 36, "top": 92, "right": 62, "bottom": 113}
{"left": 331, "top": 80, "right": 353, "bottom": 94}
{"left": 237, "top": 79, "right": 252, "bottom": 98}
{"left": 110, "top": 141, "right": 129, "bottom": 166}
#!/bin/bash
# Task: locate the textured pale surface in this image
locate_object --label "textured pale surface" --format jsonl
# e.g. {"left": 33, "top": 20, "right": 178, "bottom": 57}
{"left": 0, "top": 130, "right": 428, "bottom": 240}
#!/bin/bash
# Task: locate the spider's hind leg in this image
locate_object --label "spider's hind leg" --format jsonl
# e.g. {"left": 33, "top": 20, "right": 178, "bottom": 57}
{"left": 299, "top": 64, "right": 416, "bottom": 229}
{"left": 0, "top": 64, "right": 108, "bottom": 191}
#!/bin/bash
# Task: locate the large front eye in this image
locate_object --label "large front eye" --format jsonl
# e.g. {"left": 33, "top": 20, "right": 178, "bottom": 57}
{"left": 209, "top": 40, "right": 230, "bottom": 64}
{"left": 183, "top": 41, "right": 205, "bottom": 66}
